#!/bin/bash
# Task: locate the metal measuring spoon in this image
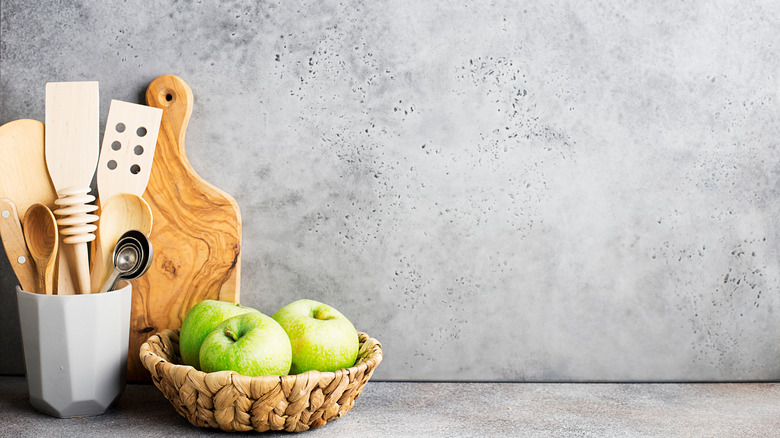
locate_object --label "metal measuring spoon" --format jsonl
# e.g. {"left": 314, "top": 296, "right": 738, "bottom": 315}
{"left": 99, "top": 230, "right": 153, "bottom": 293}
{"left": 120, "top": 230, "right": 152, "bottom": 278}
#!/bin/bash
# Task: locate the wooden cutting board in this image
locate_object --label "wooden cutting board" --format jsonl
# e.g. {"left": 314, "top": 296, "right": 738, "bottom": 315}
{"left": 127, "top": 75, "right": 241, "bottom": 382}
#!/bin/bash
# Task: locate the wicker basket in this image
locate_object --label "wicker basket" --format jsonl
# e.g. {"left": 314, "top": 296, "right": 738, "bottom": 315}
{"left": 139, "top": 329, "right": 383, "bottom": 432}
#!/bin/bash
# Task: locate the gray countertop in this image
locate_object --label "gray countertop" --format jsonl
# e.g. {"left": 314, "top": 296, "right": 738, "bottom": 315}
{"left": 1, "top": 376, "right": 779, "bottom": 437}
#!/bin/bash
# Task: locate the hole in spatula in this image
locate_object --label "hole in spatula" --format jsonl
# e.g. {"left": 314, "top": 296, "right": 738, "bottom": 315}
{"left": 107, "top": 160, "right": 118, "bottom": 170}
{"left": 136, "top": 127, "right": 147, "bottom": 137}
{"left": 116, "top": 123, "right": 126, "bottom": 133}
{"left": 130, "top": 164, "right": 141, "bottom": 175}
{"left": 112, "top": 141, "right": 122, "bottom": 151}
{"left": 166, "top": 93, "right": 173, "bottom": 101}
{"left": 134, "top": 145, "right": 144, "bottom": 155}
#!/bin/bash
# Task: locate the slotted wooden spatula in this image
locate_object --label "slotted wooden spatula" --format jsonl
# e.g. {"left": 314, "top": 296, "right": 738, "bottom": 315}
{"left": 45, "top": 81, "right": 100, "bottom": 295}
{"left": 91, "top": 100, "right": 161, "bottom": 291}
{"left": 96, "top": 100, "right": 162, "bottom": 208}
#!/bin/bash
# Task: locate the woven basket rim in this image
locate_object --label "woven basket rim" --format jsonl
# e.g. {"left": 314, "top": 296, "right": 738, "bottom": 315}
{"left": 141, "top": 328, "right": 383, "bottom": 383}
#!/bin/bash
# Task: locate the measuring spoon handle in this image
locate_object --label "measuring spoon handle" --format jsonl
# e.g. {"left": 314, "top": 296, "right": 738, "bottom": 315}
{"left": 99, "top": 268, "right": 121, "bottom": 294}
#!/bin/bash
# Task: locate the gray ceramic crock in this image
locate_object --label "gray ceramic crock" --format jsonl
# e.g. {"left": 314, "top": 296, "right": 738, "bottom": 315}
{"left": 16, "top": 282, "right": 132, "bottom": 418}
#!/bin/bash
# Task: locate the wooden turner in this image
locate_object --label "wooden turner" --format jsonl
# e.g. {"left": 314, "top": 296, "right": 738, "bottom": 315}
{"left": 45, "top": 81, "right": 100, "bottom": 295}
{"left": 96, "top": 100, "right": 162, "bottom": 209}
{"left": 0, "top": 119, "right": 57, "bottom": 217}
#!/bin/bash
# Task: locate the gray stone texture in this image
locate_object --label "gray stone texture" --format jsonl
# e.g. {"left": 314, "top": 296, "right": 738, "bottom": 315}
{"left": 1, "top": 1, "right": 779, "bottom": 381}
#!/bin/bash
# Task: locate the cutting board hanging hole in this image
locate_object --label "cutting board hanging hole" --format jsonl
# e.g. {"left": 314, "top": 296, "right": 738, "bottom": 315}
{"left": 156, "top": 89, "right": 176, "bottom": 106}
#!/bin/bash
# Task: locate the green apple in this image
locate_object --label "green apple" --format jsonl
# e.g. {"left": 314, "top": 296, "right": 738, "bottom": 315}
{"left": 179, "top": 300, "right": 259, "bottom": 370}
{"left": 272, "top": 299, "right": 359, "bottom": 374}
{"left": 199, "top": 312, "right": 292, "bottom": 376}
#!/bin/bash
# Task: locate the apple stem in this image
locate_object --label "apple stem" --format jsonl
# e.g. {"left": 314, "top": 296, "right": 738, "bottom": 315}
{"left": 313, "top": 309, "right": 335, "bottom": 320}
{"left": 225, "top": 329, "right": 239, "bottom": 342}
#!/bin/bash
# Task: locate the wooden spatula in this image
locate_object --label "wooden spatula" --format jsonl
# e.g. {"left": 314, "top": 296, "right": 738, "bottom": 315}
{"left": 0, "top": 198, "right": 37, "bottom": 292}
{"left": 45, "top": 81, "right": 100, "bottom": 295}
{"left": 96, "top": 100, "right": 162, "bottom": 209}
{"left": 0, "top": 119, "right": 57, "bottom": 217}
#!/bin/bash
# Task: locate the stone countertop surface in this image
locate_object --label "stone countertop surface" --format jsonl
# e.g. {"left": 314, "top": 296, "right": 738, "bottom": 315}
{"left": 1, "top": 376, "right": 778, "bottom": 437}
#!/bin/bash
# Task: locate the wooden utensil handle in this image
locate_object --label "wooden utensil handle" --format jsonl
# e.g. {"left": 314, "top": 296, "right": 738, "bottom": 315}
{"left": 0, "top": 199, "right": 37, "bottom": 292}
{"left": 62, "top": 242, "right": 90, "bottom": 294}
{"left": 53, "top": 187, "right": 97, "bottom": 294}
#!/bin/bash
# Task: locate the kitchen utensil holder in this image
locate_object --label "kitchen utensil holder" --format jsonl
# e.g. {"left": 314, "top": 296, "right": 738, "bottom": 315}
{"left": 16, "top": 282, "right": 132, "bottom": 417}
{"left": 140, "top": 329, "right": 382, "bottom": 432}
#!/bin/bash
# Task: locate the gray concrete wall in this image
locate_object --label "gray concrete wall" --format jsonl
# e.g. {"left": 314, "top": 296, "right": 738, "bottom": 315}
{"left": 1, "top": 0, "right": 779, "bottom": 381}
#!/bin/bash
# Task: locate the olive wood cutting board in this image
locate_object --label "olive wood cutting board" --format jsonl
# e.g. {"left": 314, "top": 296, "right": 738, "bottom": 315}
{"left": 127, "top": 75, "right": 241, "bottom": 382}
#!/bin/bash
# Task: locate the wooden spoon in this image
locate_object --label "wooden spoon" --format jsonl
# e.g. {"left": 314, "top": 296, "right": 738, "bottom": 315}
{"left": 23, "top": 204, "right": 58, "bottom": 295}
{"left": 0, "top": 198, "right": 37, "bottom": 292}
{"left": 90, "top": 193, "right": 153, "bottom": 294}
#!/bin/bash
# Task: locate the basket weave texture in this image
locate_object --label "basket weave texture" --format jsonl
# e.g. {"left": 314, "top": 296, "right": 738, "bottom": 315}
{"left": 139, "top": 329, "right": 383, "bottom": 433}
